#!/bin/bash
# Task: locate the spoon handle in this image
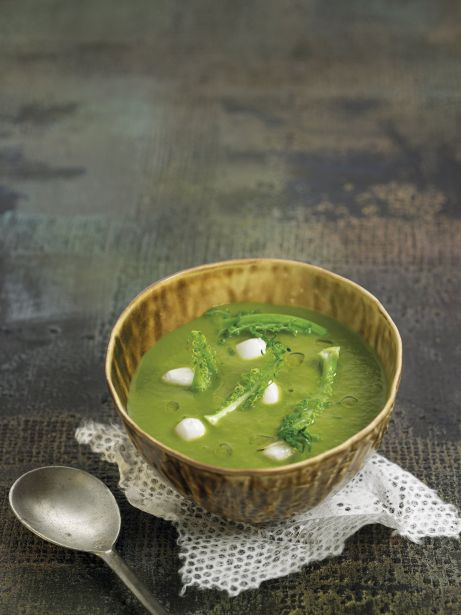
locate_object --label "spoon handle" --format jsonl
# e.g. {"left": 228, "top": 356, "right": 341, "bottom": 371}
{"left": 98, "top": 549, "right": 167, "bottom": 615}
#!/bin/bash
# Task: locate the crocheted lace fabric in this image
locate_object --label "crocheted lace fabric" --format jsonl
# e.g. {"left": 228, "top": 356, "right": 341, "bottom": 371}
{"left": 75, "top": 421, "right": 460, "bottom": 597}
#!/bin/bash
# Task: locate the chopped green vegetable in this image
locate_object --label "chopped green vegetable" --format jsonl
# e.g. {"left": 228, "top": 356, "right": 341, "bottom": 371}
{"left": 204, "top": 368, "right": 264, "bottom": 425}
{"left": 243, "top": 370, "right": 274, "bottom": 409}
{"left": 265, "top": 337, "right": 289, "bottom": 368}
{"left": 217, "top": 312, "right": 327, "bottom": 341}
{"left": 204, "top": 340, "right": 287, "bottom": 426}
{"left": 189, "top": 330, "right": 218, "bottom": 392}
{"left": 204, "top": 392, "right": 247, "bottom": 426}
{"left": 277, "top": 346, "right": 340, "bottom": 452}
{"left": 277, "top": 398, "right": 329, "bottom": 452}
{"left": 318, "top": 345, "right": 340, "bottom": 398}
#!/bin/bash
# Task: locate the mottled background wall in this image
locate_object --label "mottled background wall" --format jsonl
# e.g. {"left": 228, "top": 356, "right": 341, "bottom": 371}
{"left": 0, "top": 1, "right": 460, "bottom": 613}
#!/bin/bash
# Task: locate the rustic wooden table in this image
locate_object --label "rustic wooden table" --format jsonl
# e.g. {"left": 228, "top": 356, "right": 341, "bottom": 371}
{"left": 1, "top": 1, "right": 460, "bottom": 613}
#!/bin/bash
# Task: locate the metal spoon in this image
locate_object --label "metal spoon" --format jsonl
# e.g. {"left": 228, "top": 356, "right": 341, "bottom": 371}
{"left": 9, "top": 466, "right": 167, "bottom": 615}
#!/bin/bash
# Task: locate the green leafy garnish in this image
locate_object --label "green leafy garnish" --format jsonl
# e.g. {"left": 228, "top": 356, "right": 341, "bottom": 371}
{"left": 277, "top": 346, "right": 340, "bottom": 452}
{"left": 218, "top": 312, "right": 327, "bottom": 342}
{"left": 277, "top": 398, "right": 330, "bottom": 452}
{"left": 189, "top": 330, "right": 218, "bottom": 392}
{"left": 317, "top": 345, "right": 340, "bottom": 397}
{"left": 233, "top": 367, "right": 271, "bottom": 408}
{"left": 265, "top": 337, "right": 289, "bottom": 368}
{"left": 204, "top": 340, "right": 287, "bottom": 425}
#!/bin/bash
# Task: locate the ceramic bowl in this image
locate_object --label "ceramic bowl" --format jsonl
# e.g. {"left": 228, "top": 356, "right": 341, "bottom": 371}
{"left": 106, "top": 259, "right": 402, "bottom": 523}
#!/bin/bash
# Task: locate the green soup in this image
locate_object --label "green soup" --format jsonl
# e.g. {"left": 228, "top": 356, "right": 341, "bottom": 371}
{"left": 127, "top": 303, "right": 387, "bottom": 469}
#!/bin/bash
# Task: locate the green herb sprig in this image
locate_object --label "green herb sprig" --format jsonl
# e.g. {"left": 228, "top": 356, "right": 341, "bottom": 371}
{"left": 189, "top": 330, "right": 218, "bottom": 392}
{"left": 204, "top": 338, "right": 287, "bottom": 425}
{"left": 277, "top": 346, "right": 340, "bottom": 452}
{"left": 217, "top": 312, "right": 327, "bottom": 342}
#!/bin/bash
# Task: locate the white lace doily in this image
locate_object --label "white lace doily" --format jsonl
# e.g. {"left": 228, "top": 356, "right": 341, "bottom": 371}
{"left": 75, "top": 421, "right": 460, "bottom": 597}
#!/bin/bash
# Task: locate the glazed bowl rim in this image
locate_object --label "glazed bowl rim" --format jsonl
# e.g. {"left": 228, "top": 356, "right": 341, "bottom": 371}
{"left": 105, "top": 258, "right": 402, "bottom": 476}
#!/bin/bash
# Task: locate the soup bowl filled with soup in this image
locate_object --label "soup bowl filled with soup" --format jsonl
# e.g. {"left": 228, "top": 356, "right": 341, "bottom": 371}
{"left": 106, "top": 259, "right": 402, "bottom": 523}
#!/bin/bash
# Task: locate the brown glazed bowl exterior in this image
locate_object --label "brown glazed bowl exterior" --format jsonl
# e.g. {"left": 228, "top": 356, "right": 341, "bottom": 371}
{"left": 106, "top": 259, "right": 402, "bottom": 523}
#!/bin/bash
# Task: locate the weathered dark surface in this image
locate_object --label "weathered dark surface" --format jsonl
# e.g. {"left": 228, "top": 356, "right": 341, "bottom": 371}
{"left": 0, "top": 1, "right": 460, "bottom": 613}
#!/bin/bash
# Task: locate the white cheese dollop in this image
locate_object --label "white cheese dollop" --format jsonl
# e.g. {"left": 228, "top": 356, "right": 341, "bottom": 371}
{"left": 236, "top": 337, "right": 266, "bottom": 360}
{"left": 162, "top": 367, "right": 194, "bottom": 386}
{"left": 175, "top": 418, "right": 206, "bottom": 441}
{"left": 262, "top": 441, "right": 294, "bottom": 462}
{"left": 262, "top": 381, "right": 280, "bottom": 405}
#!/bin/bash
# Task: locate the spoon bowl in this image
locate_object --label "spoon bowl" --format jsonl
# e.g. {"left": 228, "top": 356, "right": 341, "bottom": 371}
{"left": 10, "top": 466, "right": 120, "bottom": 552}
{"left": 9, "top": 466, "right": 166, "bottom": 614}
